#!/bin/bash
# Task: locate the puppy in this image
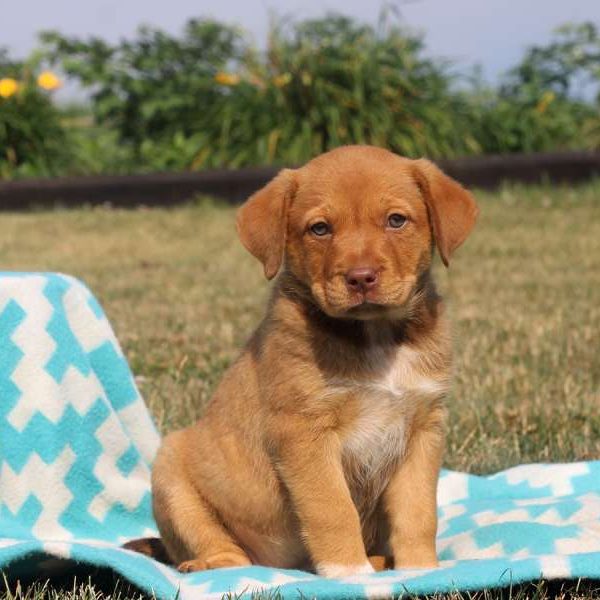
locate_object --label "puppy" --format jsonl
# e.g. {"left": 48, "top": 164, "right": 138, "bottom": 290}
{"left": 151, "top": 145, "right": 478, "bottom": 577}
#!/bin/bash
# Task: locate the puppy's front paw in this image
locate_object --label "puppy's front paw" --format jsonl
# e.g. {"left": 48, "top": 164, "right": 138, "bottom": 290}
{"left": 178, "top": 559, "right": 206, "bottom": 573}
{"left": 178, "top": 551, "right": 252, "bottom": 573}
{"left": 317, "top": 561, "right": 375, "bottom": 578}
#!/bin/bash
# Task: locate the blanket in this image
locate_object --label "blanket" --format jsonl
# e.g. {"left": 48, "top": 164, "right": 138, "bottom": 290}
{"left": 0, "top": 272, "right": 599, "bottom": 599}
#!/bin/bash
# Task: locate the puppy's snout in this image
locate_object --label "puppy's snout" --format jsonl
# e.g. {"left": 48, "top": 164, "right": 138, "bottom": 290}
{"left": 345, "top": 267, "right": 379, "bottom": 293}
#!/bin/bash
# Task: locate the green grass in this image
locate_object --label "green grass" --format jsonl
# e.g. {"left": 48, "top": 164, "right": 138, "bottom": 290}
{"left": 0, "top": 181, "right": 599, "bottom": 599}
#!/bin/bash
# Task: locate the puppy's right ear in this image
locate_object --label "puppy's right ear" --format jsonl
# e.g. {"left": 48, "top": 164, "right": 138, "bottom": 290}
{"left": 236, "top": 169, "right": 297, "bottom": 280}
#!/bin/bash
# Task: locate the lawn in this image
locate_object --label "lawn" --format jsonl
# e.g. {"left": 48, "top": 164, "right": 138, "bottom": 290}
{"left": 0, "top": 181, "right": 599, "bottom": 599}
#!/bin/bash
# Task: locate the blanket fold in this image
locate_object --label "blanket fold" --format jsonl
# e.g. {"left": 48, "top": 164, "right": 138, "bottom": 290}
{"left": 0, "top": 273, "right": 598, "bottom": 599}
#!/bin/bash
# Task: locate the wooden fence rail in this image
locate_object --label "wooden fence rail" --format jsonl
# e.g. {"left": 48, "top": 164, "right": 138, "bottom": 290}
{"left": 0, "top": 150, "right": 599, "bottom": 210}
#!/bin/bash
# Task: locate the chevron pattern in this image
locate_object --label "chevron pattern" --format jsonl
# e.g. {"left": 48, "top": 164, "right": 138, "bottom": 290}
{"left": 0, "top": 273, "right": 159, "bottom": 545}
{"left": 0, "top": 273, "right": 599, "bottom": 599}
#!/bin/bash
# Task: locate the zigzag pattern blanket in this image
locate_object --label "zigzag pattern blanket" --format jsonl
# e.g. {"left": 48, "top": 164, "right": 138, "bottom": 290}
{"left": 0, "top": 273, "right": 599, "bottom": 599}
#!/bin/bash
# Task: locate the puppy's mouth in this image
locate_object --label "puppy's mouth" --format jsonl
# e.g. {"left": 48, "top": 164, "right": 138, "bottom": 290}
{"left": 345, "top": 291, "right": 385, "bottom": 309}
{"left": 343, "top": 295, "right": 407, "bottom": 319}
{"left": 308, "top": 277, "right": 419, "bottom": 320}
{"left": 322, "top": 291, "right": 412, "bottom": 320}
{"left": 345, "top": 301, "right": 388, "bottom": 316}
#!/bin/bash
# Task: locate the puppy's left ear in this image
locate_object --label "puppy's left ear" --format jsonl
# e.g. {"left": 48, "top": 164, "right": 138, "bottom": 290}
{"left": 412, "top": 159, "right": 479, "bottom": 267}
{"left": 236, "top": 169, "right": 297, "bottom": 280}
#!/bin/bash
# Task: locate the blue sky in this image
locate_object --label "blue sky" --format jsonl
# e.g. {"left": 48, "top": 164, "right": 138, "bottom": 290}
{"left": 5, "top": 0, "right": 600, "bottom": 85}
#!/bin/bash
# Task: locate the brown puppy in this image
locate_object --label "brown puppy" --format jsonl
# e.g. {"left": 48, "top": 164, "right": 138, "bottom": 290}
{"left": 151, "top": 145, "right": 478, "bottom": 577}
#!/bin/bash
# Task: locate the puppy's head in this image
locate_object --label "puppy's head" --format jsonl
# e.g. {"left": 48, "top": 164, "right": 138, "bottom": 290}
{"left": 237, "top": 146, "right": 478, "bottom": 320}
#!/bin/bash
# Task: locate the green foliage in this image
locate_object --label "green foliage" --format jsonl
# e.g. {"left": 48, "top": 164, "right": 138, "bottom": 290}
{"left": 205, "top": 14, "right": 476, "bottom": 165}
{"left": 3, "top": 15, "right": 600, "bottom": 177}
{"left": 462, "top": 81, "right": 595, "bottom": 155}
{"left": 41, "top": 21, "right": 247, "bottom": 151}
{"left": 502, "top": 22, "right": 600, "bottom": 99}
{"left": 0, "top": 49, "right": 70, "bottom": 179}
{"left": 41, "top": 13, "right": 477, "bottom": 169}
{"left": 470, "top": 21, "right": 600, "bottom": 155}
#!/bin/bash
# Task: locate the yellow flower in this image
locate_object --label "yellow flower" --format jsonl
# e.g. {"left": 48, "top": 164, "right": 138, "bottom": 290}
{"left": 273, "top": 73, "right": 292, "bottom": 88}
{"left": 0, "top": 78, "right": 19, "bottom": 98}
{"left": 536, "top": 90, "right": 555, "bottom": 114}
{"left": 214, "top": 72, "right": 240, "bottom": 86}
{"left": 37, "top": 71, "right": 62, "bottom": 91}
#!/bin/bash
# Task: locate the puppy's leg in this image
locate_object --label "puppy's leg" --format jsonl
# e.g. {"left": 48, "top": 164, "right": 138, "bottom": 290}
{"left": 152, "top": 433, "right": 251, "bottom": 572}
{"left": 273, "top": 423, "right": 373, "bottom": 578}
{"left": 383, "top": 408, "right": 445, "bottom": 569}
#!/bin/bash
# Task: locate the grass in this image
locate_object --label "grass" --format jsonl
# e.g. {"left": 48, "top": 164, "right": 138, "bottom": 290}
{"left": 3, "top": 578, "right": 600, "bottom": 600}
{"left": 0, "top": 181, "right": 599, "bottom": 599}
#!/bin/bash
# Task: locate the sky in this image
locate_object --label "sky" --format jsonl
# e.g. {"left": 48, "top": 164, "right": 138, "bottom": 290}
{"left": 3, "top": 0, "right": 600, "bottom": 92}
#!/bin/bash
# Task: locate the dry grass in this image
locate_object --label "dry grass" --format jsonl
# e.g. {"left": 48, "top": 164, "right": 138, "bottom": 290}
{"left": 0, "top": 180, "right": 599, "bottom": 598}
{"left": 2, "top": 576, "right": 600, "bottom": 600}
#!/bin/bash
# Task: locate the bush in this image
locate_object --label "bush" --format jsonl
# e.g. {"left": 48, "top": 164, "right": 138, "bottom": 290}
{"left": 0, "top": 49, "right": 69, "bottom": 179}
{"left": 4, "top": 15, "right": 600, "bottom": 178}
{"left": 41, "top": 13, "right": 477, "bottom": 170}
{"left": 463, "top": 81, "right": 596, "bottom": 155}
{"left": 471, "top": 22, "right": 600, "bottom": 154}
{"left": 41, "top": 21, "right": 247, "bottom": 160}
{"left": 203, "top": 14, "right": 478, "bottom": 165}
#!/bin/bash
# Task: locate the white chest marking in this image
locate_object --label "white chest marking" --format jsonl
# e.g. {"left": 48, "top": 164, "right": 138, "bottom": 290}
{"left": 372, "top": 344, "right": 447, "bottom": 399}
{"left": 343, "top": 400, "right": 407, "bottom": 479}
{"left": 341, "top": 344, "right": 446, "bottom": 478}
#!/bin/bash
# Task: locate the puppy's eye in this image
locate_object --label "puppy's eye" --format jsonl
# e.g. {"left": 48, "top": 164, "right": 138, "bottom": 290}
{"left": 310, "top": 222, "right": 331, "bottom": 236}
{"left": 387, "top": 213, "right": 407, "bottom": 229}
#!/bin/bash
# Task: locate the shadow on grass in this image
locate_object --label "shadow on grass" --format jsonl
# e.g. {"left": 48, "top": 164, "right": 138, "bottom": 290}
{"left": 2, "top": 561, "right": 148, "bottom": 599}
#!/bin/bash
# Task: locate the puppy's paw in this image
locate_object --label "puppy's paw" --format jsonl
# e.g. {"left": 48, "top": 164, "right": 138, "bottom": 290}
{"left": 204, "top": 551, "right": 252, "bottom": 570}
{"left": 178, "top": 559, "right": 207, "bottom": 573}
{"left": 317, "top": 561, "right": 375, "bottom": 579}
{"left": 178, "top": 552, "right": 252, "bottom": 573}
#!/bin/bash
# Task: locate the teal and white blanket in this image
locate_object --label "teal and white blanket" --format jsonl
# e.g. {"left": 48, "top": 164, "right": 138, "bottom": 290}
{"left": 1, "top": 273, "right": 599, "bottom": 598}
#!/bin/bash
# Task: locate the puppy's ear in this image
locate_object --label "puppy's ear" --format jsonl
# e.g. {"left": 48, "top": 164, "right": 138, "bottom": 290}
{"left": 413, "top": 159, "right": 479, "bottom": 267}
{"left": 236, "top": 169, "right": 297, "bottom": 280}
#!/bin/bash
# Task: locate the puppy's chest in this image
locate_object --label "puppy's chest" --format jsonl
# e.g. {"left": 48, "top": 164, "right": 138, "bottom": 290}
{"left": 342, "top": 395, "right": 407, "bottom": 482}
{"left": 337, "top": 346, "right": 447, "bottom": 489}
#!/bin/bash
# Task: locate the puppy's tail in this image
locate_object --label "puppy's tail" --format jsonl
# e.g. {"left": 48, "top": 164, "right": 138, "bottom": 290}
{"left": 122, "top": 537, "right": 172, "bottom": 565}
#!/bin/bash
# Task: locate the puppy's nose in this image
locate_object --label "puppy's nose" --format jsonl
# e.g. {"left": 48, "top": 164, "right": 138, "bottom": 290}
{"left": 345, "top": 267, "right": 378, "bottom": 292}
